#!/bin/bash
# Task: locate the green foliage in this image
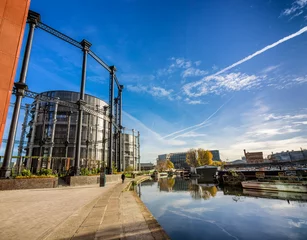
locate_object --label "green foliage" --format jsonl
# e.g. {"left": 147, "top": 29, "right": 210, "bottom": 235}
{"left": 80, "top": 168, "right": 90, "bottom": 176}
{"left": 166, "top": 160, "right": 174, "bottom": 169}
{"left": 186, "top": 149, "right": 200, "bottom": 167}
{"left": 38, "top": 168, "right": 53, "bottom": 176}
{"left": 90, "top": 168, "right": 99, "bottom": 175}
{"left": 156, "top": 160, "right": 167, "bottom": 172}
{"left": 21, "top": 169, "right": 31, "bottom": 177}
{"left": 197, "top": 149, "right": 213, "bottom": 166}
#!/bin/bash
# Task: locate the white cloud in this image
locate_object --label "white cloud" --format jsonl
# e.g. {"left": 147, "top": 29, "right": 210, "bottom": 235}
{"left": 212, "top": 65, "right": 218, "bottom": 71}
{"left": 182, "top": 26, "right": 307, "bottom": 97}
{"left": 288, "top": 219, "right": 307, "bottom": 228}
{"left": 183, "top": 72, "right": 261, "bottom": 97}
{"left": 157, "top": 57, "right": 201, "bottom": 77}
{"left": 181, "top": 67, "right": 208, "bottom": 78}
{"left": 281, "top": 0, "right": 307, "bottom": 17}
{"left": 261, "top": 65, "right": 279, "bottom": 74}
{"left": 173, "top": 131, "right": 207, "bottom": 138}
{"left": 194, "top": 61, "right": 201, "bottom": 66}
{"left": 184, "top": 98, "right": 206, "bottom": 105}
{"left": 127, "top": 85, "right": 173, "bottom": 99}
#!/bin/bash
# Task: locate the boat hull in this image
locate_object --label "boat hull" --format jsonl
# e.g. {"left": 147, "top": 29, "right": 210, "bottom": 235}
{"left": 241, "top": 181, "right": 307, "bottom": 193}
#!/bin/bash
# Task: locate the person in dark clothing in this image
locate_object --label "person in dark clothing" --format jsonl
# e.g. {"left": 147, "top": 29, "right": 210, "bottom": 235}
{"left": 121, "top": 173, "right": 126, "bottom": 183}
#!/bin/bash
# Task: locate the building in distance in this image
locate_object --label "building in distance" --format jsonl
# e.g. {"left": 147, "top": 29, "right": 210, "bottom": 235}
{"left": 244, "top": 149, "right": 264, "bottom": 164}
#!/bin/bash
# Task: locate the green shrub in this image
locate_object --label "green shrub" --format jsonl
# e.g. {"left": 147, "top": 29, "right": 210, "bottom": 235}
{"left": 21, "top": 169, "right": 31, "bottom": 177}
{"left": 90, "top": 168, "right": 99, "bottom": 175}
{"left": 38, "top": 168, "right": 53, "bottom": 176}
{"left": 80, "top": 168, "right": 90, "bottom": 176}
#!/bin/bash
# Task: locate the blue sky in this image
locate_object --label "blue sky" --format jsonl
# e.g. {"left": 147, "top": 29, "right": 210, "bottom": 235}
{"left": 2, "top": 0, "right": 307, "bottom": 162}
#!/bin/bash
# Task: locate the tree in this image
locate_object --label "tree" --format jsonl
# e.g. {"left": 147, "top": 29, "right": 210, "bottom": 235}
{"left": 186, "top": 149, "right": 200, "bottom": 167}
{"left": 156, "top": 160, "right": 167, "bottom": 172}
{"left": 197, "top": 148, "right": 213, "bottom": 166}
{"left": 166, "top": 160, "right": 174, "bottom": 169}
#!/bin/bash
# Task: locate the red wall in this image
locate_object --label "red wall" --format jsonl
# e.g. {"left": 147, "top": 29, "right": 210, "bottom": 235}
{"left": 0, "top": 0, "right": 30, "bottom": 146}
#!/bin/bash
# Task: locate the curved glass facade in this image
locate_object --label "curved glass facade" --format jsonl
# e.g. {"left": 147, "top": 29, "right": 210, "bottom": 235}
{"left": 26, "top": 91, "right": 109, "bottom": 169}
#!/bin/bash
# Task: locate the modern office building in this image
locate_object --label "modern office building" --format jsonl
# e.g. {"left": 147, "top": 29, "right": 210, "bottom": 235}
{"left": 158, "top": 149, "right": 221, "bottom": 169}
{"left": 26, "top": 90, "right": 109, "bottom": 170}
{"left": 210, "top": 150, "right": 221, "bottom": 161}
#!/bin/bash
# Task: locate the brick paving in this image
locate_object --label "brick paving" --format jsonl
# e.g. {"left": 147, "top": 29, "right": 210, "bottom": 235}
{"left": 0, "top": 178, "right": 169, "bottom": 240}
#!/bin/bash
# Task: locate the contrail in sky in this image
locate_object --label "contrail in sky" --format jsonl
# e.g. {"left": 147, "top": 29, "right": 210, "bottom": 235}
{"left": 213, "top": 26, "right": 307, "bottom": 76}
{"left": 165, "top": 26, "right": 307, "bottom": 139}
{"left": 163, "top": 96, "right": 233, "bottom": 139}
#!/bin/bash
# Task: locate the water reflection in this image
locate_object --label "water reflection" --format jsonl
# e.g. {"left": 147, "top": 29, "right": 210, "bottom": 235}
{"left": 139, "top": 177, "right": 307, "bottom": 240}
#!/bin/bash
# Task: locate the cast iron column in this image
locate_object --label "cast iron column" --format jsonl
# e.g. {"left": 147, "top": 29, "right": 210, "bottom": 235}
{"left": 107, "top": 66, "right": 116, "bottom": 174}
{"left": 132, "top": 129, "right": 135, "bottom": 170}
{"left": 17, "top": 104, "right": 30, "bottom": 174}
{"left": 27, "top": 100, "right": 39, "bottom": 169}
{"left": 122, "top": 127, "right": 125, "bottom": 171}
{"left": 102, "top": 106, "right": 108, "bottom": 168}
{"left": 47, "top": 100, "right": 58, "bottom": 169}
{"left": 138, "top": 131, "right": 141, "bottom": 171}
{"left": 65, "top": 111, "right": 72, "bottom": 159}
{"left": 74, "top": 39, "right": 91, "bottom": 175}
{"left": 0, "top": 11, "right": 40, "bottom": 178}
{"left": 118, "top": 85, "right": 123, "bottom": 171}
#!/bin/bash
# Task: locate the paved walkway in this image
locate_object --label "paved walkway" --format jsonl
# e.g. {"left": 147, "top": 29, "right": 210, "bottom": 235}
{"left": 0, "top": 179, "right": 169, "bottom": 240}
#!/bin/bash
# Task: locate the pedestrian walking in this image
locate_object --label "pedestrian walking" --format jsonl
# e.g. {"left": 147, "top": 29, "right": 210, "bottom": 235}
{"left": 121, "top": 173, "right": 126, "bottom": 183}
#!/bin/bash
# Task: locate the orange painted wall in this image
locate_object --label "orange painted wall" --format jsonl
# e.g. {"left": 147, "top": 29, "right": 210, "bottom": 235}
{"left": 0, "top": 0, "right": 30, "bottom": 146}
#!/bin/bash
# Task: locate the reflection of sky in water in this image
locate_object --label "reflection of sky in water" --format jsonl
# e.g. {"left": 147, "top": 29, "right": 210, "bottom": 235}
{"left": 139, "top": 179, "right": 307, "bottom": 240}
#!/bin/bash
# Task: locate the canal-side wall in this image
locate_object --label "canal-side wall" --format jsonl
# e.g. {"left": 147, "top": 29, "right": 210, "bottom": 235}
{"left": 0, "top": 177, "right": 58, "bottom": 190}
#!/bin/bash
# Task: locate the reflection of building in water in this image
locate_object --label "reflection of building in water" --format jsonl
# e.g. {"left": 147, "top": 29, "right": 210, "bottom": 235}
{"left": 157, "top": 177, "right": 189, "bottom": 192}
{"left": 158, "top": 178, "right": 176, "bottom": 192}
{"left": 188, "top": 182, "right": 217, "bottom": 200}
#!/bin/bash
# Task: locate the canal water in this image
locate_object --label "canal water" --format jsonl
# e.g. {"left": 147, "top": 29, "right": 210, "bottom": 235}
{"left": 137, "top": 177, "right": 307, "bottom": 240}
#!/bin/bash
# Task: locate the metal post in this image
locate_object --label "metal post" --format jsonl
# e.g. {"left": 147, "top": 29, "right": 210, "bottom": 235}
{"left": 102, "top": 106, "right": 108, "bottom": 166}
{"left": 132, "top": 129, "right": 135, "bottom": 170}
{"left": 95, "top": 105, "right": 99, "bottom": 161}
{"left": 138, "top": 131, "right": 141, "bottom": 171}
{"left": 27, "top": 100, "right": 39, "bottom": 169}
{"left": 74, "top": 39, "right": 91, "bottom": 176}
{"left": 0, "top": 12, "right": 40, "bottom": 178}
{"left": 122, "top": 127, "right": 125, "bottom": 171}
{"left": 118, "top": 85, "right": 123, "bottom": 171}
{"left": 47, "top": 100, "right": 58, "bottom": 169}
{"left": 38, "top": 105, "right": 47, "bottom": 169}
{"left": 108, "top": 66, "right": 116, "bottom": 174}
{"left": 114, "top": 98, "right": 118, "bottom": 172}
{"left": 65, "top": 111, "right": 72, "bottom": 158}
{"left": 17, "top": 104, "right": 30, "bottom": 174}
{"left": 86, "top": 114, "right": 90, "bottom": 167}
